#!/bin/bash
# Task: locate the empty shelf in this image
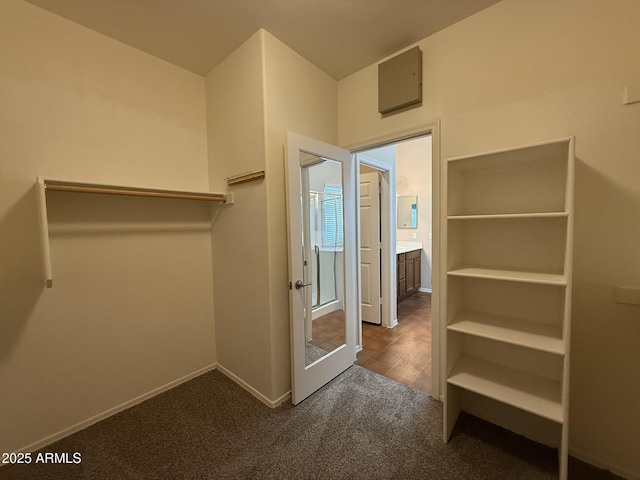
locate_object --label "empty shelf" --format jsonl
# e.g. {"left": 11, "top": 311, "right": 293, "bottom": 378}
{"left": 447, "top": 356, "right": 563, "bottom": 423}
{"left": 37, "top": 176, "right": 231, "bottom": 288}
{"left": 447, "top": 267, "right": 566, "bottom": 286}
{"left": 448, "top": 212, "right": 569, "bottom": 220}
{"left": 448, "top": 311, "right": 564, "bottom": 355}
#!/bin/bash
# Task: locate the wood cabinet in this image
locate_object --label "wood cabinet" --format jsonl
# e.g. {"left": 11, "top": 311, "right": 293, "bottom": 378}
{"left": 443, "top": 137, "right": 574, "bottom": 480}
{"left": 397, "top": 249, "right": 421, "bottom": 302}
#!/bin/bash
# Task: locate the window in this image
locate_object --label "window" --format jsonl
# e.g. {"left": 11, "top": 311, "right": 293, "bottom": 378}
{"left": 322, "top": 184, "right": 343, "bottom": 249}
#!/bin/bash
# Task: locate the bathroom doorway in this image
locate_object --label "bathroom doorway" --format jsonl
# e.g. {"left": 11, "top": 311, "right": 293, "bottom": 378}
{"left": 355, "top": 133, "right": 434, "bottom": 394}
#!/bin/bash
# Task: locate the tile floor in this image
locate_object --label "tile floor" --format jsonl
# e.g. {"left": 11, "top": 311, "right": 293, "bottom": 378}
{"left": 309, "top": 293, "right": 432, "bottom": 394}
{"left": 357, "top": 292, "right": 432, "bottom": 393}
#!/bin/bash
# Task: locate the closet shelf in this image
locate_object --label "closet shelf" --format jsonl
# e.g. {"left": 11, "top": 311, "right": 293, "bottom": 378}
{"left": 448, "top": 212, "right": 568, "bottom": 221}
{"left": 447, "top": 267, "right": 566, "bottom": 286}
{"left": 448, "top": 311, "right": 564, "bottom": 355}
{"left": 42, "top": 178, "right": 230, "bottom": 203}
{"left": 36, "top": 176, "right": 232, "bottom": 288}
{"left": 447, "top": 356, "right": 564, "bottom": 423}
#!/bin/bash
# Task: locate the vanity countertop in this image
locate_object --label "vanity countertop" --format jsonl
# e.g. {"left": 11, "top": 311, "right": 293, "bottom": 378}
{"left": 396, "top": 241, "right": 423, "bottom": 255}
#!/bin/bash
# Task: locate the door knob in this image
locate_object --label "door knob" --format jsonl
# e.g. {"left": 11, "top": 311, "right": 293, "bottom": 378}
{"left": 295, "top": 280, "right": 312, "bottom": 289}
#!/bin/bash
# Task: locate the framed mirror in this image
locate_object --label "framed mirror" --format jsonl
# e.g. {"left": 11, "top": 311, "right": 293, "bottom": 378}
{"left": 300, "top": 153, "right": 346, "bottom": 366}
{"left": 397, "top": 195, "right": 418, "bottom": 228}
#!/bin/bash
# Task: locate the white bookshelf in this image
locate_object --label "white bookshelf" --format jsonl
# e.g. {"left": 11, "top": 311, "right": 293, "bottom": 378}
{"left": 443, "top": 138, "right": 574, "bottom": 480}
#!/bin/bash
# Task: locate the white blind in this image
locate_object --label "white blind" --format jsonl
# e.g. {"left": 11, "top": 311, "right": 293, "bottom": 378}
{"left": 322, "top": 185, "right": 343, "bottom": 248}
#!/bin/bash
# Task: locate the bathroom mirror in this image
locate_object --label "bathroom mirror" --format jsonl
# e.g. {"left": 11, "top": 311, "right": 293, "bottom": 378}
{"left": 299, "top": 152, "right": 346, "bottom": 367}
{"left": 397, "top": 195, "right": 418, "bottom": 228}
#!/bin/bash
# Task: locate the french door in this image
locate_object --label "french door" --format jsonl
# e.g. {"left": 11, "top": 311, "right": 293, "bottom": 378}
{"left": 286, "top": 131, "right": 357, "bottom": 404}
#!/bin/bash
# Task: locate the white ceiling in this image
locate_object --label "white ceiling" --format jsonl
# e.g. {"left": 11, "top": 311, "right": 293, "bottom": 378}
{"left": 24, "top": 0, "right": 501, "bottom": 80}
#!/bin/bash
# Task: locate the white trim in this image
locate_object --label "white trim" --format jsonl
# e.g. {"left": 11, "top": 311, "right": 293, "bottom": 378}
{"left": 419, "top": 287, "right": 432, "bottom": 293}
{"left": 343, "top": 123, "right": 439, "bottom": 152}
{"left": 12, "top": 364, "right": 217, "bottom": 455}
{"left": 216, "top": 364, "right": 290, "bottom": 408}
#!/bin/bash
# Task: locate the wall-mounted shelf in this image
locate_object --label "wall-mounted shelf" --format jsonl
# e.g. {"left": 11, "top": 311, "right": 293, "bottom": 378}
{"left": 225, "top": 170, "right": 265, "bottom": 186}
{"left": 42, "top": 178, "right": 231, "bottom": 202}
{"left": 36, "top": 176, "right": 232, "bottom": 288}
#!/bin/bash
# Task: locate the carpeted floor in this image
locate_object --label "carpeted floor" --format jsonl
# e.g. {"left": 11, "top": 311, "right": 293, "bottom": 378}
{"left": 0, "top": 366, "right": 622, "bottom": 479}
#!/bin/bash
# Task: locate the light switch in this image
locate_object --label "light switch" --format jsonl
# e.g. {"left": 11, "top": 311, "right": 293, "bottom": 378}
{"left": 615, "top": 286, "right": 640, "bottom": 306}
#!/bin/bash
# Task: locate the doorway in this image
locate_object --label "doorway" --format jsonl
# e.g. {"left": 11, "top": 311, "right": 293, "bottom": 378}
{"left": 355, "top": 133, "right": 434, "bottom": 394}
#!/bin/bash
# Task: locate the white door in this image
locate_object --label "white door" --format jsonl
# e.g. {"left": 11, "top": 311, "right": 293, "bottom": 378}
{"left": 359, "top": 172, "right": 381, "bottom": 324}
{"left": 286, "top": 131, "right": 357, "bottom": 405}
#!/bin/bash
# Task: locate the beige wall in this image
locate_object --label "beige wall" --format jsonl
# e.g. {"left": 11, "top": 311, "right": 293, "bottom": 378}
{"left": 339, "top": 0, "right": 640, "bottom": 476}
{"left": 0, "top": 0, "right": 214, "bottom": 453}
{"left": 206, "top": 30, "right": 338, "bottom": 402}
{"left": 205, "top": 31, "right": 273, "bottom": 399}
{"left": 396, "top": 136, "right": 433, "bottom": 290}
{"left": 263, "top": 31, "right": 339, "bottom": 399}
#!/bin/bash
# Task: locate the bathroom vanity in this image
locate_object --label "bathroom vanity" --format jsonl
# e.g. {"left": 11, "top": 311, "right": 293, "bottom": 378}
{"left": 396, "top": 242, "right": 422, "bottom": 302}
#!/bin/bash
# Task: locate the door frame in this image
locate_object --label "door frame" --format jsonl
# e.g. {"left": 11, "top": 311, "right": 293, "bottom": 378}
{"left": 346, "top": 120, "right": 442, "bottom": 400}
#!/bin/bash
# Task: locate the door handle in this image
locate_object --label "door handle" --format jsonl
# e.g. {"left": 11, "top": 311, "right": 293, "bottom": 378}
{"left": 295, "top": 280, "right": 312, "bottom": 289}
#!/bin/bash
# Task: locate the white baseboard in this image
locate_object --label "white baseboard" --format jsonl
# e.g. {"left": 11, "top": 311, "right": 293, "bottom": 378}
{"left": 418, "top": 287, "right": 432, "bottom": 293}
{"left": 216, "top": 363, "right": 290, "bottom": 408}
{"left": 14, "top": 364, "right": 217, "bottom": 455}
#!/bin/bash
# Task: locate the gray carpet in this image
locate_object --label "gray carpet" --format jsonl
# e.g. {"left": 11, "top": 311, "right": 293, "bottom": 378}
{"left": 0, "top": 366, "right": 622, "bottom": 479}
{"left": 305, "top": 343, "right": 329, "bottom": 365}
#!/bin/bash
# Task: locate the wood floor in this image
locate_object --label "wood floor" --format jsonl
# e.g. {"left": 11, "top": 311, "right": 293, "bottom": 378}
{"left": 357, "top": 292, "right": 432, "bottom": 393}
{"left": 309, "top": 293, "right": 432, "bottom": 394}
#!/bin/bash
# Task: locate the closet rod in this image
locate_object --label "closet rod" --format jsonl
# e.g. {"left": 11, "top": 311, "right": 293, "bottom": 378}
{"left": 44, "top": 181, "right": 227, "bottom": 202}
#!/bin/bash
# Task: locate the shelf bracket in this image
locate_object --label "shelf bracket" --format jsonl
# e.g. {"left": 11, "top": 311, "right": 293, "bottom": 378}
{"left": 37, "top": 176, "right": 53, "bottom": 288}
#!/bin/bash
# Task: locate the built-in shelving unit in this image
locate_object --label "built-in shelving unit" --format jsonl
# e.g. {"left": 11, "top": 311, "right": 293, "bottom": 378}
{"left": 36, "top": 176, "right": 233, "bottom": 288}
{"left": 443, "top": 138, "right": 574, "bottom": 480}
